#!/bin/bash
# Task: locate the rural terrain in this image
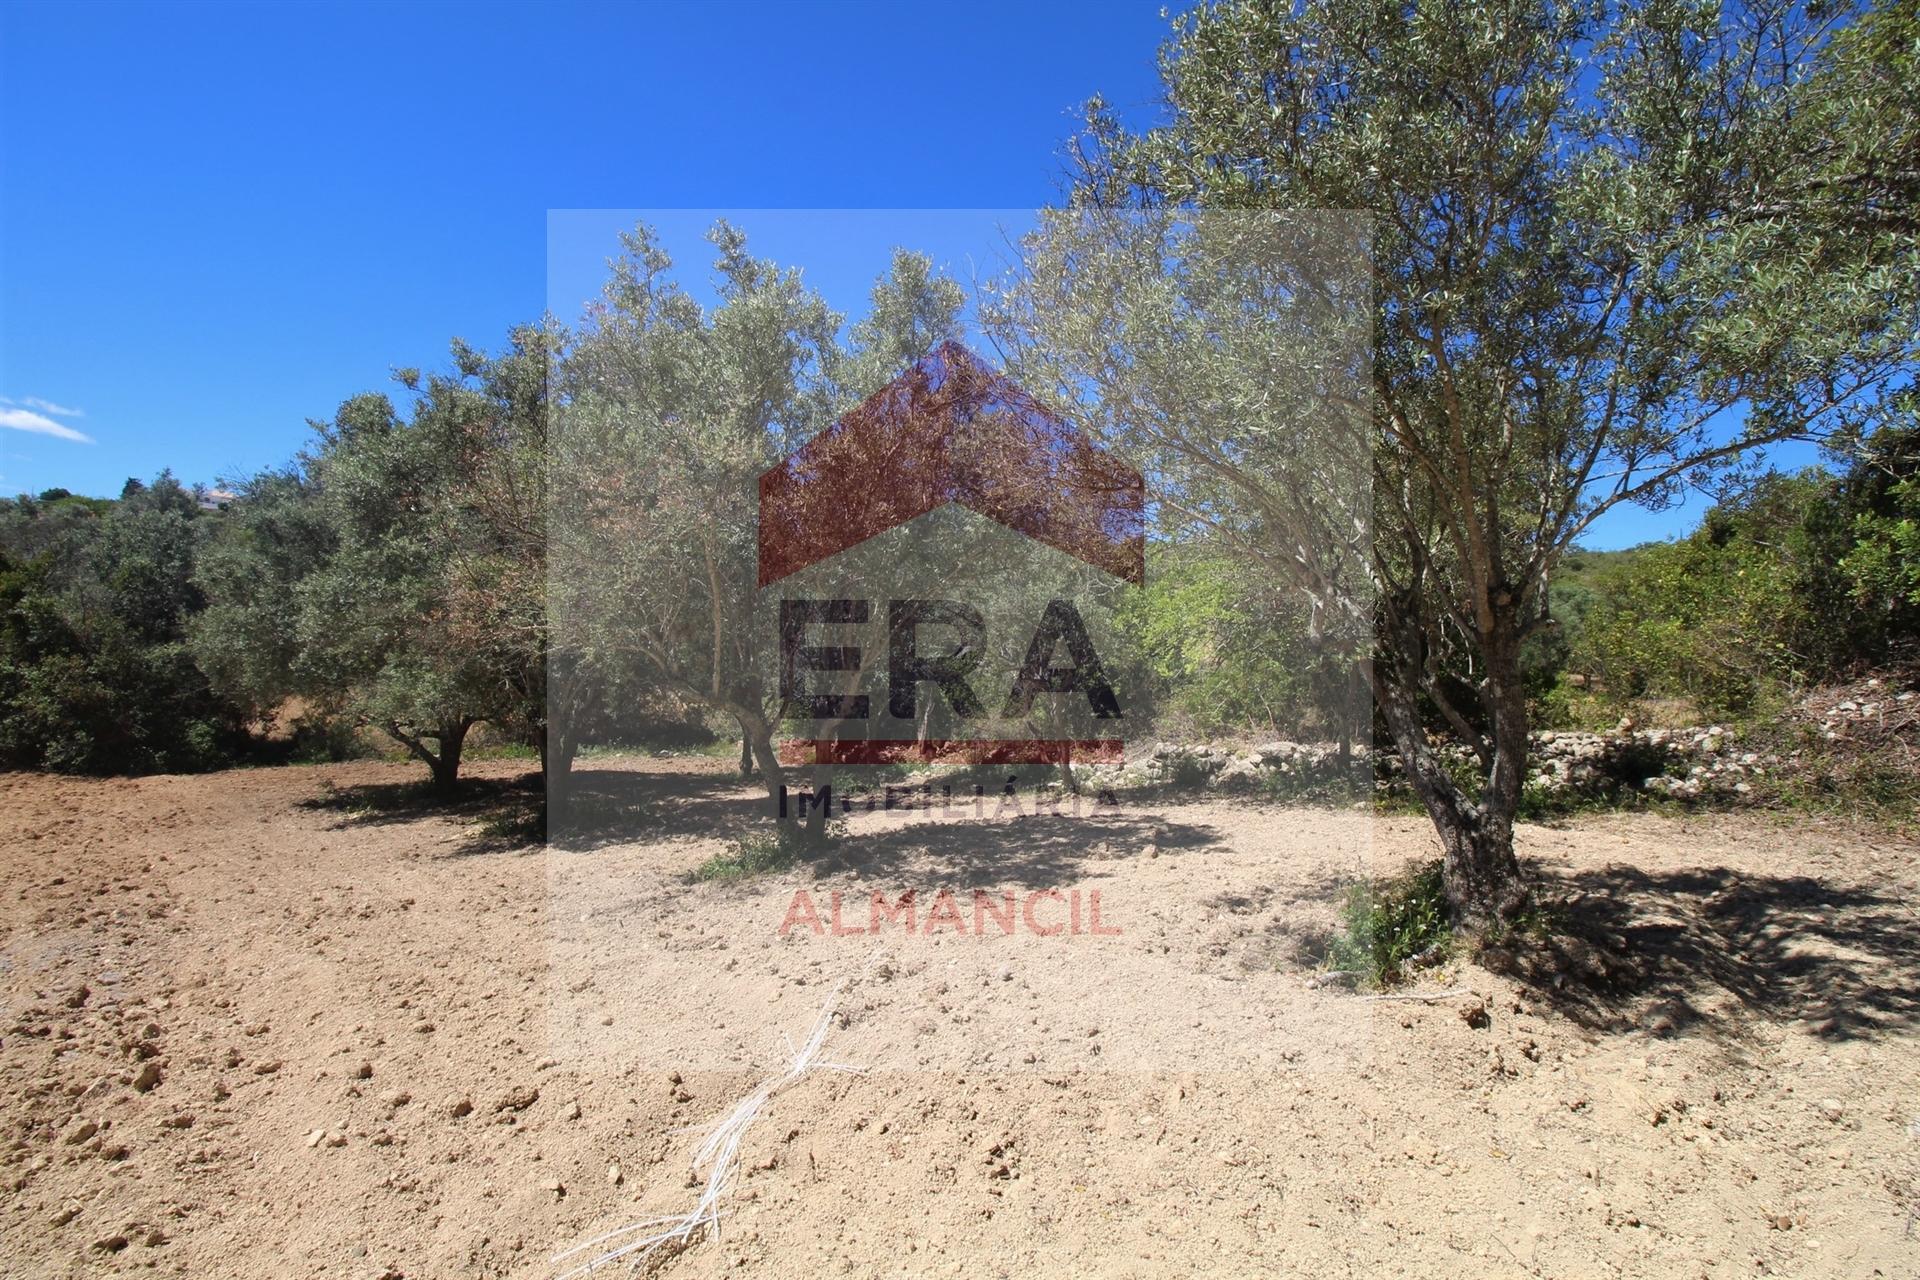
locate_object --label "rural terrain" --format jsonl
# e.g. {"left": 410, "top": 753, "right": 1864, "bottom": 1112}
{"left": 3, "top": 756, "right": 1917, "bottom": 1278}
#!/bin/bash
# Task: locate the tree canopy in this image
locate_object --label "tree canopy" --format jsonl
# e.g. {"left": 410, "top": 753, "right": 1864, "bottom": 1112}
{"left": 1000, "top": 0, "right": 1918, "bottom": 920}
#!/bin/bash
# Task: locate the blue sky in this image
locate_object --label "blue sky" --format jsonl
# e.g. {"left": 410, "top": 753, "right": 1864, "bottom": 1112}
{"left": 0, "top": 1, "right": 1167, "bottom": 493}
{"left": 1, "top": 0, "right": 1804, "bottom": 547}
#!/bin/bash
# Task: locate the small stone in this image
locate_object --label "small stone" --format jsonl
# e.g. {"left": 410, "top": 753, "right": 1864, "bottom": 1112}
{"left": 49, "top": 1205, "right": 80, "bottom": 1227}
{"left": 351, "top": 1062, "right": 373, "bottom": 1081}
{"left": 62, "top": 1119, "right": 99, "bottom": 1146}
{"left": 144, "top": 1228, "right": 168, "bottom": 1247}
{"left": 1460, "top": 1001, "right": 1491, "bottom": 1030}
{"left": 607, "top": 1162, "right": 623, "bottom": 1186}
{"left": 253, "top": 1059, "right": 284, "bottom": 1076}
{"left": 563, "top": 1100, "right": 582, "bottom": 1121}
{"left": 91, "top": 1234, "right": 129, "bottom": 1254}
{"left": 447, "top": 1098, "right": 473, "bottom": 1119}
{"left": 1816, "top": 1098, "right": 1845, "bottom": 1123}
{"left": 544, "top": 1177, "right": 565, "bottom": 1198}
{"left": 380, "top": 1089, "right": 411, "bottom": 1109}
{"left": 306, "top": 1128, "right": 327, "bottom": 1148}
{"left": 132, "top": 1061, "right": 163, "bottom": 1093}
{"left": 494, "top": 1085, "right": 539, "bottom": 1113}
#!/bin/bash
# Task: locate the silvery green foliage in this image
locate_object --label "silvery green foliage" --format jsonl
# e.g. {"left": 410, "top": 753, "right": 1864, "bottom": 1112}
{"left": 549, "top": 224, "right": 970, "bottom": 798}
{"left": 194, "top": 329, "right": 558, "bottom": 787}
{"left": 991, "top": 0, "right": 1916, "bottom": 918}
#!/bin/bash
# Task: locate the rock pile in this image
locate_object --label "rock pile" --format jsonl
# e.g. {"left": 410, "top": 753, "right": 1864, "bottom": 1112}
{"left": 1539, "top": 727, "right": 1767, "bottom": 801}
{"left": 1803, "top": 676, "right": 1918, "bottom": 742}
{"left": 1088, "top": 725, "right": 1781, "bottom": 802}
{"left": 1066, "top": 674, "right": 1916, "bottom": 804}
{"left": 1134, "top": 740, "right": 1365, "bottom": 791}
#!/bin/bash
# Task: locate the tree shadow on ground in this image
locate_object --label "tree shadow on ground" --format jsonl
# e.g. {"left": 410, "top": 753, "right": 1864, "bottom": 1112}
{"left": 550, "top": 766, "right": 769, "bottom": 851}
{"left": 1485, "top": 859, "right": 1920, "bottom": 1044}
{"left": 814, "top": 811, "right": 1223, "bottom": 891}
{"left": 297, "top": 772, "right": 547, "bottom": 855}
{"left": 298, "top": 761, "right": 800, "bottom": 857}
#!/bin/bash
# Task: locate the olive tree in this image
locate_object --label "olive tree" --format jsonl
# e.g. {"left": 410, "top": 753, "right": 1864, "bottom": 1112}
{"left": 999, "top": 0, "right": 1916, "bottom": 923}
{"left": 293, "top": 391, "right": 517, "bottom": 791}
{"left": 551, "top": 224, "right": 972, "bottom": 826}
{"left": 401, "top": 327, "right": 559, "bottom": 782}
{"left": 197, "top": 346, "right": 552, "bottom": 795}
{"left": 551, "top": 224, "right": 843, "bottom": 809}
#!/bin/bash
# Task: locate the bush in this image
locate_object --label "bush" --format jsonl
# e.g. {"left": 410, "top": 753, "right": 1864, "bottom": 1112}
{"left": 0, "top": 477, "right": 251, "bottom": 774}
{"left": 690, "top": 825, "right": 815, "bottom": 883}
{"left": 1115, "top": 546, "right": 1353, "bottom": 737}
{"left": 1322, "top": 859, "right": 1453, "bottom": 988}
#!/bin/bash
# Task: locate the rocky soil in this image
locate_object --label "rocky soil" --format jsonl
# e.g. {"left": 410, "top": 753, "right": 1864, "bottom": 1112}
{"left": 3, "top": 757, "right": 1918, "bottom": 1277}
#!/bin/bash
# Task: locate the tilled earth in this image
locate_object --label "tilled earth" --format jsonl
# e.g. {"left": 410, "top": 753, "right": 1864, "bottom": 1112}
{"left": 2, "top": 757, "right": 1918, "bottom": 1278}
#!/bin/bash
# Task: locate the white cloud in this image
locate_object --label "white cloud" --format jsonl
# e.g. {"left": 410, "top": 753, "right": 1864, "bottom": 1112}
{"left": 21, "top": 397, "right": 84, "bottom": 418}
{"left": 0, "top": 408, "right": 94, "bottom": 444}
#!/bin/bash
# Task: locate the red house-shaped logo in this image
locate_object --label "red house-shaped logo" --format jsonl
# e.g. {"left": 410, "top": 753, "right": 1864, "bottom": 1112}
{"left": 758, "top": 341, "right": 1144, "bottom": 587}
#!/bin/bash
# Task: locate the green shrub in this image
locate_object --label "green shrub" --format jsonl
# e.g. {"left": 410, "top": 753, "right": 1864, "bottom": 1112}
{"left": 1323, "top": 859, "right": 1453, "bottom": 987}
{"left": 1751, "top": 723, "right": 1920, "bottom": 828}
{"left": 691, "top": 825, "right": 814, "bottom": 883}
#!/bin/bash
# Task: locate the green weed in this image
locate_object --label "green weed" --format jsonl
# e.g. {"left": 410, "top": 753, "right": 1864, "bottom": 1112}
{"left": 1322, "top": 859, "right": 1454, "bottom": 988}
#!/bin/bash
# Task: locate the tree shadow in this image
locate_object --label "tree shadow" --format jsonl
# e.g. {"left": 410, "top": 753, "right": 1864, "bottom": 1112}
{"left": 298, "top": 772, "right": 544, "bottom": 840}
{"left": 294, "top": 767, "right": 660, "bottom": 857}
{"left": 815, "top": 811, "right": 1223, "bottom": 890}
{"left": 299, "top": 761, "right": 798, "bottom": 857}
{"left": 1485, "top": 859, "right": 1920, "bottom": 1044}
{"left": 550, "top": 765, "right": 769, "bottom": 852}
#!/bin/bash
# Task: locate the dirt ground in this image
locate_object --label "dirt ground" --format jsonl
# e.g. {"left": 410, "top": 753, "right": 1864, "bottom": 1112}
{"left": 3, "top": 756, "right": 1918, "bottom": 1279}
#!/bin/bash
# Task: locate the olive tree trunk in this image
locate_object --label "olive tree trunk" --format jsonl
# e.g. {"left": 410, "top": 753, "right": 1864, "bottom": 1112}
{"left": 1373, "top": 605, "right": 1529, "bottom": 928}
{"left": 387, "top": 719, "right": 473, "bottom": 796}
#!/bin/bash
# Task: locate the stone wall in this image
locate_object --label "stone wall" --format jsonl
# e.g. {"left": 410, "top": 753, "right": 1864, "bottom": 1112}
{"left": 1069, "top": 676, "right": 1915, "bottom": 804}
